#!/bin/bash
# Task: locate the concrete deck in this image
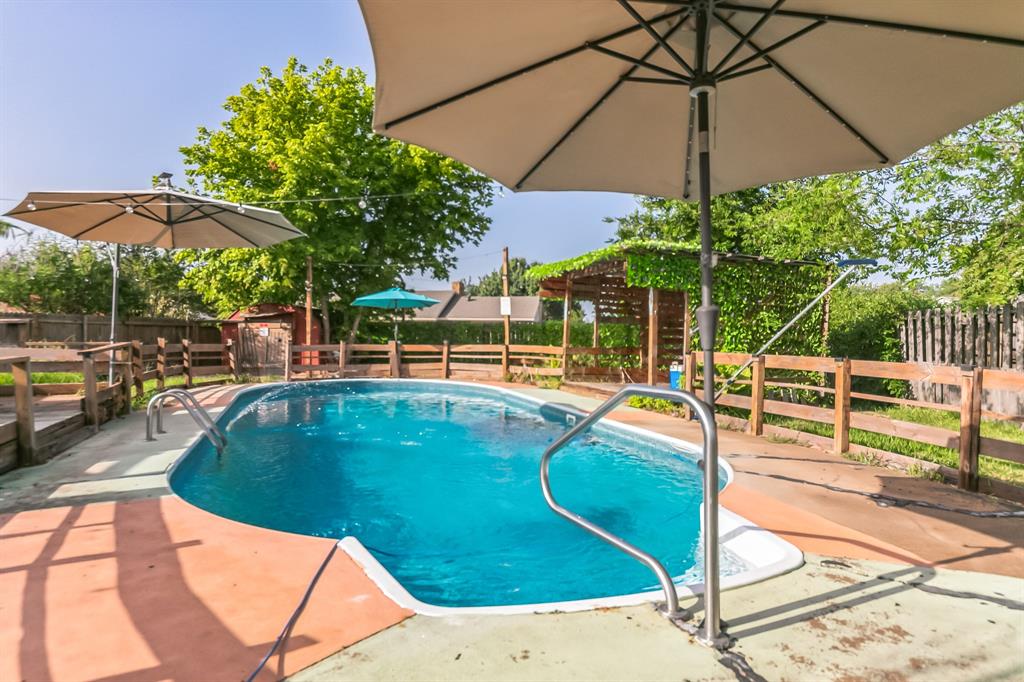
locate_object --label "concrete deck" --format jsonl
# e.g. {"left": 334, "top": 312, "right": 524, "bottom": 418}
{"left": 1, "top": 381, "right": 1022, "bottom": 681}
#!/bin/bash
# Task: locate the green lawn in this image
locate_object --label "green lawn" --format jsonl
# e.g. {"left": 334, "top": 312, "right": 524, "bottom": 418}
{"left": 765, "top": 405, "right": 1024, "bottom": 485}
{"left": 0, "top": 372, "right": 84, "bottom": 385}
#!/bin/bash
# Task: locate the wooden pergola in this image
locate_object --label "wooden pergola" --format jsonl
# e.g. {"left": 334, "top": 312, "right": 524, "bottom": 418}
{"left": 535, "top": 245, "right": 823, "bottom": 386}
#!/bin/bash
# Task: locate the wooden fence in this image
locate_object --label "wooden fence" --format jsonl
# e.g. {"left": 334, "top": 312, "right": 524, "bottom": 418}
{"left": 677, "top": 350, "right": 1024, "bottom": 501}
{"left": 0, "top": 312, "right": 220, "bottom": 347}
{"left": 901, "top": 299, "right": 1023, "bottom": 416}
{"left": 284, "top": 340, "right": 565, "bottom": 382}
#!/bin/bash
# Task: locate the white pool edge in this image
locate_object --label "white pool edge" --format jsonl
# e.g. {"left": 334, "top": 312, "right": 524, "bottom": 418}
{"left": 168, "top": 378, "right": 805, "bottom": 616}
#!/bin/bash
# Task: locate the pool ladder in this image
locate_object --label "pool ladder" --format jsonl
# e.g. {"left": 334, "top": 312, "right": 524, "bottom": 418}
{"left": 145, "top": 389, "right": 226, "bottom": 453}
{"left": 540, "top": 385, "right": 726, "bottom": 648}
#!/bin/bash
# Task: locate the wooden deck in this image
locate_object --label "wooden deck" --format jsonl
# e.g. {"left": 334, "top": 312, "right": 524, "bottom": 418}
{"left": 0, "top": 393, "right": 90, "bottom": 473}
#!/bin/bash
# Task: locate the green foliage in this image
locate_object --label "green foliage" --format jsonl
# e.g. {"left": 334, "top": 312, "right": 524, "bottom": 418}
{"left": 0, "top": 239, "right": 207, "bottom": 317}
{"left": 359, "top": 320, "right": 638, "bottom": 347}
{"left": 828, "top": 283, "right": 936, "bottom": 363}
{"left": 609, "top": 175, "right": 880, "bottom": 262}
{"left": 466, "top": 257, "right": 537, "bottom": 296}
{"left": 177, "top": 58, "right": 495, "bottom": 323}
{"left": 627, "top": 252, "right": 828, "bottom": 356}
{"left": 0, "top": 372, "right": 83, "bottom": 385}
{"left": 881, "top": 104, "right": 1023, "bottom": 306}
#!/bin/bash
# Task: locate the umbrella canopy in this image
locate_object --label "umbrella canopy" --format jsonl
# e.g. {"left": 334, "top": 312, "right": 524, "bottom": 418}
{"left": 361, "top": 1, "right": 1023, "bottom": 198}
{"left": 352, "top": 288, "right": 440, "bottom": 310}
{"left": 352, "top": 288, "right": 440, "bottom": 342}
{"left": 3, "top": 185, "right": 304, "bottom": 248}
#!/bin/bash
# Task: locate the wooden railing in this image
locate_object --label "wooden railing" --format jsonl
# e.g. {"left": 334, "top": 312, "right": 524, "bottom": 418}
{"left": 675, "top": 350, "right": 1024, "bottom": 500}
{"left": 284, "top": 340, "right": 565, "bottom": 381}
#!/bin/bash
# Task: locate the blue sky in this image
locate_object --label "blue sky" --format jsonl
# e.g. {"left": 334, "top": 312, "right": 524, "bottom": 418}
{"left": 0, "top": 0, "right": 636, "bottom": 288}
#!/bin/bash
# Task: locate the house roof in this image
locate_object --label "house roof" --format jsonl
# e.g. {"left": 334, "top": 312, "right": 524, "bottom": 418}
{"left": 409, "top": 290, "right": 542, "bottom": 322}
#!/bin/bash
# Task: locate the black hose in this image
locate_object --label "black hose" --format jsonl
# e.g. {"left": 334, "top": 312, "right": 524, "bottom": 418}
{"left": 244, "top": 542, "right": 340, "bottom": 682}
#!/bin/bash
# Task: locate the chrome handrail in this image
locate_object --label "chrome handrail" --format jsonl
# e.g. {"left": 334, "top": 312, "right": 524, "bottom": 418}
{"left": 145, "top": 389, "right": 226, "bottom": 452}
{"left": 539, "top": 384, "right": 724, "bottom": 646}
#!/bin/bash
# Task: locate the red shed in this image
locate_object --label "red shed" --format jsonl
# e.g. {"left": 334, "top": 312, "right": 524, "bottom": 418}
{"left": 220, "top": 304, "right": 324, "bottom": 370}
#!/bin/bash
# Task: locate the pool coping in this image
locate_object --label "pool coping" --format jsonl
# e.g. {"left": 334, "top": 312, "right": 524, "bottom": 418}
{"left": 166, "top": 379, "right": 804, "bottom": 616}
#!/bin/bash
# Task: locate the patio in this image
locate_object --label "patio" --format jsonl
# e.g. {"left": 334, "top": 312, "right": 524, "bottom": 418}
{"left": 1, "top": 383, "right": 1020, "bottom": 681}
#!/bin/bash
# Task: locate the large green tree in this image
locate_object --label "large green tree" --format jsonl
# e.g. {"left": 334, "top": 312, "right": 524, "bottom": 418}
{"left": 466, "top": 257, "right": 538, "bottom": 297}
{"left": 177, "top": 59, "right": 495, "bottom": 327}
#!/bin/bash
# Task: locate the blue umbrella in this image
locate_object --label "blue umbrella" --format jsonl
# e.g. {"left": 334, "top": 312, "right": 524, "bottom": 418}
{"left": 352, "top": 287, "right": 440, "bottom": 341}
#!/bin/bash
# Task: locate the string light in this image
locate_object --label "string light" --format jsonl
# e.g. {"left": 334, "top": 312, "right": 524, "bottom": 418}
{"left": 358, "top": 199, "right": 367, "bottom": 209}
{"left": 26, "top": 201, "right": 36, "bottom": 211}
{"left": 236, "top": 203, "right": 245, "bottom": 213}
{"left": 124, "top": 205, "right": 134, "bottom": 214}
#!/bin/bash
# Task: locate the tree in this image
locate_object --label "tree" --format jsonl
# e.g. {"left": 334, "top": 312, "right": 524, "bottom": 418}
{"left": 610, "top": 176, "right": 881, "bottom": 263}
{"left": 466, "top": 257, "right": 537, "bottom": 296}
{"left": 0, "top": 239, "right": 210, "bottom": 318}
{"left": 881, "top": 104, "right": 1023, "bottom": 306}
{"left": 177, "top": 59, "right": 495, "bottom": 328}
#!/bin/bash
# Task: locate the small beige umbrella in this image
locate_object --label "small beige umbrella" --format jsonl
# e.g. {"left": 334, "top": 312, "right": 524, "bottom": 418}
{"left": 3, "top": 173, "right": 305, "bottom": 380}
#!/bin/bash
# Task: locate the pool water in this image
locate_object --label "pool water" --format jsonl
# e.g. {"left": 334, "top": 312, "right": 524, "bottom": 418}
{"left": 170, "top": 381, "right": 737, "bottom": 608}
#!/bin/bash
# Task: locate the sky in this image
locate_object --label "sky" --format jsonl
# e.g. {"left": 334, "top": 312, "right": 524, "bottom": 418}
{"left": 0, "top": 0, "right": 638, "bottom": 289}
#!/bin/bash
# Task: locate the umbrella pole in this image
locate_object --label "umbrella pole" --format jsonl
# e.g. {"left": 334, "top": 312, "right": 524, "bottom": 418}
{"left": 108, "top": 244, "right": 120, "bottom": 386}
{"left": 691, "top": 6, "right": 723, "bottom": 649}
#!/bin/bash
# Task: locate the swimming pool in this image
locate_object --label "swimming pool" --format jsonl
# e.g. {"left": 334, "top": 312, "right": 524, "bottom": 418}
{"left": 169, "top": 380, "right": 801, "bottom": 613}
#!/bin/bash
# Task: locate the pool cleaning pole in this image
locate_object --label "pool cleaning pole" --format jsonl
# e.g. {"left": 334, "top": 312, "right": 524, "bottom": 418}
{"left": 714, "top": 258, "right": 876, "bottom": 401}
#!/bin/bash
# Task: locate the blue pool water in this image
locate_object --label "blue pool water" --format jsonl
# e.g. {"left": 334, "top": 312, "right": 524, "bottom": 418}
{"left": 170, "top": 381, "right": 730, "bottom": 607}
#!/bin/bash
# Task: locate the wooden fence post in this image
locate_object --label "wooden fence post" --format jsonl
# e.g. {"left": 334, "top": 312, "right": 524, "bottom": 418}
{"left": 501, "top": 344, "right": 509, "bottom": 378}
{"left": 156, "top": 337, "right": 166, "bottom": 391}
{"left": 226, "top": 339, "right": 238, "bottom": 381}
{"left": 338, "top": 341, "right": 348, "bottom": 377}
{"left": 683, "top": 350, "right": 698, "bottom": 419}
{"left": 646, "top": 287, "right": 660, "bottom": 385}
{"left": 119, "top": 346, "right": 132, "bottom": 414}
{"left": 83, "top": 354, "right": 99, "bottom": 432}
{"left": 833, "top": 357, "right": 851, "bottom": 454}
{"left": 958, "top": 366, "right": 983, "bottom": 491}
{"left": 11, "top": 358, "right": 37, "bottom": 466}
{"left": 441, "top": 340, "right": 450, "bottom": 379}
{"left": 284, "top": 337, "right": 293, "bottom": 382}
{"left": 131, "top": 340, "right": 144, "bottom": 399}
{"left": 749, "top": 355, "right": 766, "bottom": 436}
{"left": 182, "top": 339, "right": 193, "bottom": 389}
{"left": 389, "top": 340, "right": 401, "bottom": 378}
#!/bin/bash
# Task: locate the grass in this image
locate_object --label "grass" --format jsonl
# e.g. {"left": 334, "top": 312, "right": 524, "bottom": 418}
{"left": 131, "top": 374, "right": 236, "bottom": 409}
{"left": 0, "top": 372, "right": 84, "bottom": 384}
{"left": 764, "top": 405, "right": 1024, "bottom": 485}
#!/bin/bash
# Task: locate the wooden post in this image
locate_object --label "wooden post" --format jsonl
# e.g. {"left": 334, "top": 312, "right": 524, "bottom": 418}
{"left": 81, "top": 313, "right": 88, "bottom": 343}
{"left": 749, "top": 355, "right": 765, "bottom": 436}
{"left": 338, "top": 341, "right": 348, "bottom": 376}
{"left": 833, "top": 357, "right": 851, "bottom": 454}
{"left": 501, "top": 247, "right": 511, "bottom": 346}
{"left": 182, "top": 339, "right": 193, "bottom": 389}
{"left": 681, "top": 291, "right": 692, "bottom": 359}
{"left": 226, "top": 339, "right": 238, "bottom": 381}
{"left": 119, "top": 346, "right": 132, "bottom": 414}
{"left": 131, "top": 340, "right": 144, "bottom": 399}
{"left": 305, "top": 255, "right": 313, "bottom": 369}
{"left": 11, "top": 358, "right": 37, "bottom": 466}
{"left": 156, "top": 337, "right": 166, "bottom": 391}
{"left": 83, "top": 354, "right": 99, "bottom": 432}
{"left": 958, "top": 366, "right": 983, "bottom": 491}
{"left": 501, "top": 344, "right": 509, "bottom": 378}
{"left": 646, "top": 287, "right": 660, "bottom": 385}
{"left": 561, "top": 278, "right": 573, "bottom": 375}
{"left": 284, "top": 337, "right": 293, "bottom": 382}
{"left": 389, "top": 340, "right": 401, "bottom": 378}
{"left": 592, "top": 314, "right": 600, "bottom": 348}
{"left": 441, "top": 340, "right": 450, "bottom": 379}
{"left": 683, "top": 350, "right": 697, "bottom": 419}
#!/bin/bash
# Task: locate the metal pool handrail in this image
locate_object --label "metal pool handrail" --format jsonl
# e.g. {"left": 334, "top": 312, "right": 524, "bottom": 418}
{"left": 539, "top": 384, "right": 724, "bottom": 646}
{"left": 145, "top": 389, "right": 226, "bottom": 452}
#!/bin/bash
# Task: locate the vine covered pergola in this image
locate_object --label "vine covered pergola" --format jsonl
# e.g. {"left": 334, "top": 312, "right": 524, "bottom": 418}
{"left": 528, "top": 240, "right": 830, "bottom": 386}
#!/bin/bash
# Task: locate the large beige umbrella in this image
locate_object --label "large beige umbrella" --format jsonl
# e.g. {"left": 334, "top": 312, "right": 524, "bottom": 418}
{"left": 4, "top": 174, "right": 305, "bottom": 378}
{"left": 359, "top": 0, "right": 1024, "bottom": 645}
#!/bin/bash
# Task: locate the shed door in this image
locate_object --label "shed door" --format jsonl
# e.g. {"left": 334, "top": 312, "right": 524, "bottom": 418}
{"left": 238, "top": 323, "right": 290, "bottom": 375}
